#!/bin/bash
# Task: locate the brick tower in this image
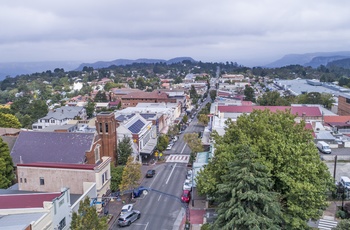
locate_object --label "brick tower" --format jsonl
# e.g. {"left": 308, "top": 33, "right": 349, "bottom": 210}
{"left": 95, "top": 112, "right": 118, "bottom": 165}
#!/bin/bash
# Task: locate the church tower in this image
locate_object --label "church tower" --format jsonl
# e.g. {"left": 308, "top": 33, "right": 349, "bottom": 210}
{"left": 95, "top": 112, "right": 118, "bottom": 165}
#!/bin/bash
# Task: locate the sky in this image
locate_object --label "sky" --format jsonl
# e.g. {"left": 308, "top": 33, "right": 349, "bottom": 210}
{"left": 1, "top": 0, "right": 350, "bottom": 67}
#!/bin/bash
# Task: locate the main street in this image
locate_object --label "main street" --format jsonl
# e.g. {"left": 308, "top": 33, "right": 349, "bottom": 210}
{"left": 112, "top": 96, "right": 210, "bottom": 229}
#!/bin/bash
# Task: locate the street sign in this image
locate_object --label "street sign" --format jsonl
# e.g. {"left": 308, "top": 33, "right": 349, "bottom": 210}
{"left": 155, "top": 151, "right": 158, "bottom": 157}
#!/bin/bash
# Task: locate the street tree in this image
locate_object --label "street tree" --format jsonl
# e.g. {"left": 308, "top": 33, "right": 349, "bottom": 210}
{"left": 243, "top": 85, "right": 256, "bottom": 102}
{"left": 209, "top": 90, "right": 217, "bottom": 101}
{"left": 184, "top": 133, "right": 203, "bottom": 154}
{"left": 71, "top": 196, "right": 108, "bottom": 230}
{"left": 214, "top": 145, "right": 282, "bottom": 230}
{"left": 110, "top": 165, "right": 124, "bottom": 192}
{"left": 196, "top": 109, "right": 334, "bottom": 229}
{"left": 197, "top": 114, "right": 209, "bottom": 126}
{"left": 0, "top": 113, "right": 21, "bottom": 128}
{"left": 157, "top": 135, "right": 169, "bottom": 152}
{"left": 182, "top": 114, "right": 188, "bottom": 124}
{"left": 119, "top": 156, "right": 142, "bottom": 192}
{"left": 167, "top": 125, "right": 179, "bottom": 138}
{"left": 117, "top": 136, "right": 133, "bottom": 165}
{"left": 0, "top": 138, "right": 14, "bottom": 188}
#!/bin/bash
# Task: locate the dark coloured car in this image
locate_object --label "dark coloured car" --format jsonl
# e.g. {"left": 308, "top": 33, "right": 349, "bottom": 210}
{"left": 146, "top": 169, "right": 156, "bottom": 178}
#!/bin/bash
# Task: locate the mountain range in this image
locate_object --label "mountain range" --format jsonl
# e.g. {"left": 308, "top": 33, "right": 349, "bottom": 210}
{"left": 1, "top": 53, "right": 350, "bottom": 81}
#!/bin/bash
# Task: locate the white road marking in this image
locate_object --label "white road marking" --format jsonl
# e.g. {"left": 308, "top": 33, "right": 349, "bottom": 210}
{"left": 145, "top": 222, "right": 149, "bottom": 230}
{"left": 148, "top": 171, "right": 160, "bottom": 188}
{"left": 166, "top": 155, "right": 190, "bottom": 163}
{"left": 158, "top": 194, "right": 162, "bottom": 201}
{"left": 166, "top": 163, "right": 177, "bottom": 184}
{"left": 180, "top": 143, "right": 187, "bottom": 154}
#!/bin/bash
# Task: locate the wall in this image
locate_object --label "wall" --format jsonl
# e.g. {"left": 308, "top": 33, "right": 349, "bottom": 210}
{"left": 18, "top": 167, "right": 95, "bottom": 194}
{"left": 338, "top": 95, "right": 350, "bottom": 116}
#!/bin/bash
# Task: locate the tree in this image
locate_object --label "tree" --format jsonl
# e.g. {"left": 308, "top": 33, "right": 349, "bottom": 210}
{"left": 119, "top": 156, "right": 142, "bottom": 192}
{"left": 320, "top": 93, "right": 336, "bottom": 109}
{"left": 182, "top": 114, "right": 188, "bottom": 124}
{"left": 0, "top": 138, "right": 14, "bottom": 188}
{"left": 334, "top": 219, "right": 350, "bottom": 230}
{"left": 209, "top": 90, "right": 217, "bottom": 101}
{"left": 189, "top": 85, "right": 198, "bottom": 99}
{"left": 70, "top": 196, "right": 108, "bottom": 230}
{"left": 197, "top": 114, "right": 209, "bottom": 126}
{"left": 157, "top": 135, "right": 169, "bottom": 152}
{"left": 117, "top": 136, "right": 133, "bottom": 165}
{"left": 257, "top": 91, "right": 291, "bottom": 106}
{"left": 110, "top": 165, "right": 124, "bottom": 192}
{"left": 167, "top": 125, "right": 179, "bottom": 138}
{"left": 85, "top": 100, "right": 96, "bottom": 118}
{"left": 196, "top": 109, "right": 334, "bottom": 229}
{"left": 213, "top": 146, "right": 282, "bottom": 230}
{"left": 28, "top": 100, "right": 48, "bottom": 122}
{"left": 184, "top": 133, "right": 203, "bottom": 154}
{"left": 0, "top": 113, "right": 21, "bottom": 128}
{"left": 243, "top": 85, "right": 255, "bottom": 102}
{"left": 94, "top": 91, "right": 108, "bottom": 102}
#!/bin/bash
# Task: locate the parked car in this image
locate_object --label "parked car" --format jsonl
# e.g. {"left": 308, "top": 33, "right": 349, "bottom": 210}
{"left": 166, "top": 143, "right": 174, "bottom": 150}
{"left": 183, "top": 179, "right": 192, "bottom": 191}
{"left": 146, "top": 169, "right": 156, "bottom": 178}
{"left": 181, "top": 190, "right": 191, "bottom": 203}
{"left": 120, "top": 204, "right": 133, "bottom": 216}
{"left": 186, "top": 169, "right": 193, "bottom": 180}
{"left": 118, "top": 210, "right": 141, "bottom": 227}
{"left": 172, "top": 136, "right": 178, "bottom": 142}
{"left": 339, "top": 176, "right": 350, "bottom": 190}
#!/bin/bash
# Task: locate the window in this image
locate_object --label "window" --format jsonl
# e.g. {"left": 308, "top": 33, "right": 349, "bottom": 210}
{"left": 105, "top": 123, "right": 109, "bottom": 133}
{"left": 20, "top": 178, "right": 22, "bottom": 183}
{"left": 99, "top": 123, "right": 103, "bottom": 132}
{"left": 40, "top": 177, "right": 45, "bottom": 185}
{"left": 94, "top": 145, "right": 101, "bottom": 163}
{"left": 58, "top": 217, "right": 66, "bottom": 230}
{"left": 102, "top": 171, "right": 108, "bottom": 184}
{"left": 24, "top": 178, "right": 27, "bottom": 183}
{"left": 346, "top": 98, "right": 350, "bottom": 104}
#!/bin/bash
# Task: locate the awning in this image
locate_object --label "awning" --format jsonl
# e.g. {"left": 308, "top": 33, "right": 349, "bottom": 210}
{"left": 140, "top": 138, "right": 157, "bottom": 155}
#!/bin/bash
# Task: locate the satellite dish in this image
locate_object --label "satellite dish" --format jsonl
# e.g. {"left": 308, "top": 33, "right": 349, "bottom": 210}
{"left": 143, "top": 190, "right": 148, "bottom": 195}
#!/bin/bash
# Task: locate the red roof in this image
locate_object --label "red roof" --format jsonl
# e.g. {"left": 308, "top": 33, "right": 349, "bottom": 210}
{"left": 17, "top": 162, "right": 96, "bottom": 170}
{"left": 217, "top": 106, "right": 322, "bottom": 117}
{"left": 324, "top": 116, "right": 350, "bottom": 123}
{"left": 0, "top": 193, "right": 61, "bottom": 209}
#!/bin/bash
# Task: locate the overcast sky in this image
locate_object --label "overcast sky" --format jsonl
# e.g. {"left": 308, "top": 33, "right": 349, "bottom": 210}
{"left": 1, "top": 0, "right": 350, "bottom": 66}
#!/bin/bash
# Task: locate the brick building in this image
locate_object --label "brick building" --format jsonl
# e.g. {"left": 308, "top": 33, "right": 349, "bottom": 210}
{"left": 338, "top": 94, "right": 350, "bottom": 116}
{"left": 120, "top": 90, "right": 177, "bottom": 109}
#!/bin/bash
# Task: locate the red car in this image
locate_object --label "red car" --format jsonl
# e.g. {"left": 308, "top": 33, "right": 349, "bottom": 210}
{"left": 181, "top": 190, "right": 191, "bottom": 203}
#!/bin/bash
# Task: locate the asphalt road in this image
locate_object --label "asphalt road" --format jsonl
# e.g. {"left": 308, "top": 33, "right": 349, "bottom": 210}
{"left": 112, "top": 162, "right": 188, "bottom": 230}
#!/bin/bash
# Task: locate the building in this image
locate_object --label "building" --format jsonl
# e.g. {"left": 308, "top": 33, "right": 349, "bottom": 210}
{"left": 32, "top": 106, "right": 87, "bottom": 130}
{"left": 338, "top": 94, "right": 350, "bottom": 116}
{"left": 120, "top": 90, "right": 177, "bottom": 109}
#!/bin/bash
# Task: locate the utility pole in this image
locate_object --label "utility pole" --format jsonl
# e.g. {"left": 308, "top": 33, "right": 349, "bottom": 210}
{"left": 334, "top": 155, "right": 337, "bottom": 181}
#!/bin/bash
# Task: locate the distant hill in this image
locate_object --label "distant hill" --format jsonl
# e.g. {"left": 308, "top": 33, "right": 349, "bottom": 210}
{"left": 75, "top": 57, "right": 196, "bottom": 71}
{"left": 0, "top": 61, "right": 81, "bottom": 81}
{"left": 327, "top": 57, "right": 350, "bottom": 69}
{"left": 265, "top": 51, "right": 350, "bottom": 68}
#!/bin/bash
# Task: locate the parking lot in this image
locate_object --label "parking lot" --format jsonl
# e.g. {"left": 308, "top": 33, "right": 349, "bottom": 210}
{"left": 322, "top": 147, "right": 350, "bottom": 183}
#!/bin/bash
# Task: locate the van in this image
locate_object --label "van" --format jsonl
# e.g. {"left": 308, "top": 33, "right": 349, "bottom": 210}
{"left": 316, "top": 141, "right": 331, "bottom": 154}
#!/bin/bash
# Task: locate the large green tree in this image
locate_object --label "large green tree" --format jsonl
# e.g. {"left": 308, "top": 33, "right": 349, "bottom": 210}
{"left": 71, "top": 196, "right": 108, "bottom": 230}
{"left": 0, "top": 138, "right": 14, "bottom": 188}
{"left": 243, "top": 85, "right": 256, "bottom": 102}
{"left": 196, "top": 109, "right": 334, "bottom": 229}
{"left": 156, "top": 134, "right": 169, "bottom": 152}
{"left": 117, "top": 135, "right": 133, "bottom": 165}
{"left": 214, "top": 145, "right": 282, "bottom": 230}
{"left": 85, "top": 99, "right": 96, "bottom": 118}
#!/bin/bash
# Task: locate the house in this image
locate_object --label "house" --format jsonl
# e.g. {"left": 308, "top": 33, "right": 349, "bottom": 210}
{"left": 32, "top": 106, "right": 87, "bottom": 130}
{"left": 338, "top": 93, "right": 350, "bottom": 116}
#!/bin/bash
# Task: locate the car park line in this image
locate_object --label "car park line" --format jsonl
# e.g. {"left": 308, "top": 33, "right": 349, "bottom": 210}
{"left": 166, "top": 163, "right": 177, "bottom": 184}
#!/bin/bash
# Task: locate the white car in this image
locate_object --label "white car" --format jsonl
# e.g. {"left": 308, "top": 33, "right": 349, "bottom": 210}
{"left": 166, "top": 143, "right": 173, "bottom": 150}
{"left": 120, "top": 204, "right": 134, "bottom": 216}
{"left": 186, "top": 169, "right": 193, "bottom": 180}
{"left": 183, "top": 179, "right": 193, "bottom": 191}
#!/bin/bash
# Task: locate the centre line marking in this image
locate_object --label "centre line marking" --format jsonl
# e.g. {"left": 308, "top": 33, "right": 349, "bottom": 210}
{"left": 166, "top": 163, "right": 177, "bottom": 184}
{"left": 180, "top": 143, "right": 187, "bottom": 154}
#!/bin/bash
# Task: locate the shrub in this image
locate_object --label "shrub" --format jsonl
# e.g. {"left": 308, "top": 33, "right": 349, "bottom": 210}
{"left": 336, "top": 210, "right": 346, "bottom": 219}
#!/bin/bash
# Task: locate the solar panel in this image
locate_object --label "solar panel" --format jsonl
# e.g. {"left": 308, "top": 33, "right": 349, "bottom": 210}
{"left": 128, "top": 119, "right": 145, "bottom": 133}
{"left": 140, "top": 114, "right": 156, "bottom": 119}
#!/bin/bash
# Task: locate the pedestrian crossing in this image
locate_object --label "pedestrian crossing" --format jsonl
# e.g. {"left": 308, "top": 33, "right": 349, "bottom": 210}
{"left": 166, "top": 154, "right": 190, "bottom": 163}
{"left": 317, "top": 218, "right": 338, "bottom": 230}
